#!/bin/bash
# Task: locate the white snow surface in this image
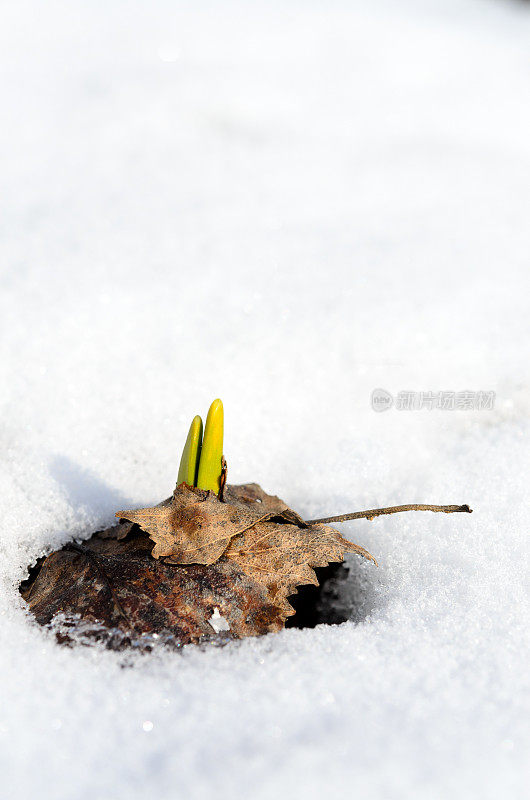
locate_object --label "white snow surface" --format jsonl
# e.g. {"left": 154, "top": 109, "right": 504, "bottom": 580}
{"left": 1, "top": 1, "right": 529, "bottom": 798}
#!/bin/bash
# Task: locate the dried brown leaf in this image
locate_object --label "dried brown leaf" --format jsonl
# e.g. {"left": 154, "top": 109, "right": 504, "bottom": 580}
{"left": 116, "top": 482, "right": 293, "bottom": 565}
{"left": 25, "top": 528, "right": 284, "bottom": 647}
{"left": 117, "top": 482, "right": 375, "bottom": 619}
{"left": 23, "top": 482, "right": 376, "bottom": 648}
{"left": 224, "top": 518, "right": 377, "bottom": 616}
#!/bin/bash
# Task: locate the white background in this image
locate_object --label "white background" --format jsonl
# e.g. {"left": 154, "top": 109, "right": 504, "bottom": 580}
{"left": 0, "top": 1, "right": 529, "bottom": 798}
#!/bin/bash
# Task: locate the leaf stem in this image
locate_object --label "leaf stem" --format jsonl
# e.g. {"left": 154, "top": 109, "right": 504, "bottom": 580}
{"left": 306, "top": 503, "right": 472, "bottom": 525}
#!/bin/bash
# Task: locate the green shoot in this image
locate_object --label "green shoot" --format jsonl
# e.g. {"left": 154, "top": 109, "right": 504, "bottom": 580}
{"left": 177, "top": 415, "right": 203, "bottom": 487}
{"left": 196, "top": 399, "right": 224, "bottom": 494}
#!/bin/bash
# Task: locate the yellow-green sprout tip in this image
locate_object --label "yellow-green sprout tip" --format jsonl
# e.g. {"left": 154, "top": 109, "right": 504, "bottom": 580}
{"left": 196, "top": 399, "right": 224, "bottom": 494}
{"left": 177, "top": 415, "right": 203, "bottom": 487}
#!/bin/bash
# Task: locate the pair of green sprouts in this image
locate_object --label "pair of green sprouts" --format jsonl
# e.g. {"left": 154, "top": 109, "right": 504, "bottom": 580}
{"left": 177, "top": 399, "right": 224, "bottom": 495}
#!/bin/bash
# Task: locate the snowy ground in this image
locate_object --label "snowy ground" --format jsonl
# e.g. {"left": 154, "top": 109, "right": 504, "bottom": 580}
{"left": 1, "top": 0, "right": 529, "bottom": 797}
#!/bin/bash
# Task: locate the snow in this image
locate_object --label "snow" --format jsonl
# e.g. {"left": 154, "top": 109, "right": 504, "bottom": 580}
{"left": 1, "top": 0, "right": 529, "bottom": 797}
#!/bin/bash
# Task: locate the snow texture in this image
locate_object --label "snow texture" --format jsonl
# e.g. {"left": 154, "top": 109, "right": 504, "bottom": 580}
{"left": 0, "top": 0, "right": 529, "bottom": 798}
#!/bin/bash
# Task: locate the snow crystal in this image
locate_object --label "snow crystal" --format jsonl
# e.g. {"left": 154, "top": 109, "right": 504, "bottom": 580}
{"left": 0, "top": 1, "right": 528, "bottom": 798}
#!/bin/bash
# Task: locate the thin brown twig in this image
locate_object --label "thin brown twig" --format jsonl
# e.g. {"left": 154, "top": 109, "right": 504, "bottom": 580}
{"left": 306, "top": 503, "right": 472, "bottom": 525}
{"left": 219, "top": 456, "right": 227, "bottom": 502}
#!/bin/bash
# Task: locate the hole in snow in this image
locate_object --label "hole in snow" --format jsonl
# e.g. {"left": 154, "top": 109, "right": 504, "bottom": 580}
{"left": 286, "top": 559, "right": 377, "bottom": 629}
